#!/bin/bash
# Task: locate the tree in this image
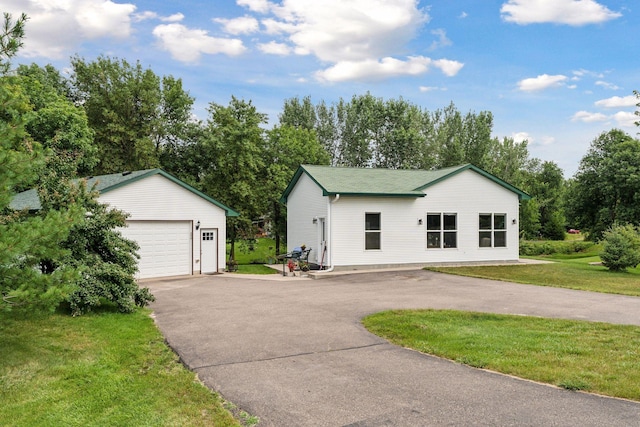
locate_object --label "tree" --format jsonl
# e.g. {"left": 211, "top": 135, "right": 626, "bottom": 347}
{"left": 0, "top": 12, "right": 27, "bottom": 74}
{"left": 524, "top": 161, "right": 566, "bottom": 240}
{"left": 201, "top": 97, "right": 268, "bottom": 263}
{"left": 600, "top": 224, "right": 640, "bottom": 271}
{"left": 63, "top": 185, "right": 153, "bottom": 315}
{"left": 0, "top": 78, "right": 81, "bottom": 312}
{"left": 264, "top": 125, "right": 330, "bottom": 253}
{"left": 634, "top": 90, "right": 639, "bottom": 127}
{"left": 71, "top": 56, "right": 195, "bottom": 174}
{"left": 567, "top": 129, "right": 640, "bottom": 239}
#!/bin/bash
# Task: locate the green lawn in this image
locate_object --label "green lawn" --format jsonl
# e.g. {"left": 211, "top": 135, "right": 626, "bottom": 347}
{"left": 427, "top": 252, "right": 640, "bottom": 296}
{"left": 226, "top": 238, "right": 280, "bottom": 274}
{"left": 0, "top": 309, "right": 246, "bottom": 427}
{"left": 363, "top": 309, "right": 640, "bottom": 401}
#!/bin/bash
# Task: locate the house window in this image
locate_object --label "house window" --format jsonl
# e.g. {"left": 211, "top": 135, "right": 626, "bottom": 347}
{"left": 365, "top": 213, "right": 381, "bottom": 250}
{"left": 479, "top": 213, "right": 507, "bottom": 248}
{"left": 427, "top": 213, "right": 457, "bottom": 249}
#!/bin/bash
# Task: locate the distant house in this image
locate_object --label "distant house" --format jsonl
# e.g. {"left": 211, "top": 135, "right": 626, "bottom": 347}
{"left": 281, "top": 164, "right": 530, "bottom": 271}
{"left": 11, "top": 169, "right": 238, "bottom": 279}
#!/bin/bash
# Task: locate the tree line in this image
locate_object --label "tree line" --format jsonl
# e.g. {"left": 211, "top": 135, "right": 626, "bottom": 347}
{"left": 2, "top": 12, "right": 640, "bottom": 312}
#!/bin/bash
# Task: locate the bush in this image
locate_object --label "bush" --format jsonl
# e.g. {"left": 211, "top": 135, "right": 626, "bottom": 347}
{"left": 519, "top": 240, "right": 594, "bottom": 256}
{"left": 600, "top": 224, "right": 640, "bottom": 272}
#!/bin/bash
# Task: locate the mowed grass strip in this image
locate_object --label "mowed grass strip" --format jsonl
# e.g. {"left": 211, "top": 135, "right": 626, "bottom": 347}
{"left": 363, "top": 310, "right": 640, "bottom": 401}
{"left": 0, "top": 309, "right": 241, "bottom": 427}
{"left": 426, "top": 257, "right": 640, "bottom": 296}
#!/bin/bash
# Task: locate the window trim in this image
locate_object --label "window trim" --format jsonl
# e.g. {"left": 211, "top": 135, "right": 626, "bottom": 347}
{"left": 364, "top": 212, "right": 381, "bottom": 251}
{"left": 426, "top": 212, "right": 457, "bottom": 249}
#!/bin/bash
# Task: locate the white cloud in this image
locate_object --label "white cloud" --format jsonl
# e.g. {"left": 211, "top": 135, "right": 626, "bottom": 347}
{"left": 429, "top": 29, "right": 452, "bottom": 51}
{"left": 517, "top": 74, "right": 568, "bottom": 91}
{"left": 161, "top": 13, "right": 185, "bottom": 23}
{"left": 501, "top": 0, "right": 622, "bottom": 26}
{"left": 459, "top": 12, "right": 468, "bottom": 19}
{"left": 214, "top": 15, "right": 259, "bottom": 35}
{"left": 238, "top": 0, "right": 459, "bottom": 82}
{"left": 152, "top": 24, "right": 246, "bottom": 62}
{"left": 258, "top": 41, "right": 292, "bottom": 55}
{"left": 133, "top": 11, "right": 158, "bottom": 22}
{"left": 595, "top": 80, "right": 620, "bottom": 90}
{"left": 4, "top": 0, "right": 136, "bottom": 58}
{"left": 315, "top": 56, "right": 462, "bottom": 83}
{"left": 238, "top": 0, "right": 272, "bottom": 14}
{"left": 595, "top": 95, "right": 638, "bottom": 108}
{"left": 512, "top": 132, "right": 532, "bottom": 143}
{"left": 572, "top": 111, "right": 608, "bottom": 122}
{"left": 612, "top": 111, "right": 638, "bottom": 127}
{"left": 419, "top": 86, "right": 446, "bottom": 92}
{"left": 433, "top": 59, "right": 464, "bottom": 76}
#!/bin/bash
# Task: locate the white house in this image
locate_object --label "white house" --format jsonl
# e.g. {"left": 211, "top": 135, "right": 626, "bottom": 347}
{"left": 11, "top": 169, "right": 238, "bottom": 279}
{"left": 281, "top": 164, "right": 530, "bottom": 271}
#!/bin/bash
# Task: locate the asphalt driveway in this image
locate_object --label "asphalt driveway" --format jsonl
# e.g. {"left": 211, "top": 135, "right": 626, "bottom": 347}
{"left": 148, "top": 269, "right": 640, "bottom": 426}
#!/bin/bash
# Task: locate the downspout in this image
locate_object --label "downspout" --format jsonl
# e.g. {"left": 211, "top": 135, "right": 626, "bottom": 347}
{"left": 317, "top": 194, "right": 340, "bottom": 273}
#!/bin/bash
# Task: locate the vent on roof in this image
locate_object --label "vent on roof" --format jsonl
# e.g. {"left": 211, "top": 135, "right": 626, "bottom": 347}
{"left": 122, "top": 171, "right": 132, "bottom": 176}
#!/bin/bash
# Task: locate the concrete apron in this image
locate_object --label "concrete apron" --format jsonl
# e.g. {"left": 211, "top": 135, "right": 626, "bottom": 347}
{"left": 147, "top": 270, "right": 640, "bottom": 426}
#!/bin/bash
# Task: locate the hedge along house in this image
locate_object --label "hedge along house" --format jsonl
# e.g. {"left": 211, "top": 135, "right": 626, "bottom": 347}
{"left": 281, "top": 164, "right": 530, "bottom": 271}
{"left": 11, "top": 169, "right": 239, "bottom": 279}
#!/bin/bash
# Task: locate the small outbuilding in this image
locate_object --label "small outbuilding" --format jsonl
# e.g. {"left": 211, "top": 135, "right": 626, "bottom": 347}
{"left": 281, "top": 164, "right": 530, "bottom": 271}
{"left": 11, "top": 169, "right": 238, "bottom": 279}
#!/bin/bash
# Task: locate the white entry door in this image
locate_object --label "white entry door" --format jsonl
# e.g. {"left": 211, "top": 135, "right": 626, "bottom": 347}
{"left": 200, "top": 228, "right": 218, "bottom": 274}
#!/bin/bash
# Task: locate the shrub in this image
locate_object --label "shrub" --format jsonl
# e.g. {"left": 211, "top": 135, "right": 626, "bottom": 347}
{"left": 600, "top": 224, "right": 640, "bottom": 272}
{"left": 519, "top": 240, "right": 594, "bottom": 256}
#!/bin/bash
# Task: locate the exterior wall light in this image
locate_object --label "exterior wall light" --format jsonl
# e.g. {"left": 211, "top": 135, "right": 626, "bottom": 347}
{"left": 196, "top": 220, "right": 201, "bottom": 230}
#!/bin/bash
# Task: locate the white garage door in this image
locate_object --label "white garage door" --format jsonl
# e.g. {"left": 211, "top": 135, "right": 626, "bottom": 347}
{"left": 121, "top": 221, "right": 192, "bottom": 279}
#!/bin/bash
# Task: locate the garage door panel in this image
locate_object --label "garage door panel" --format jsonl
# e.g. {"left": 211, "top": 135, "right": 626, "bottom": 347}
{"left": 121, "top": 221, "right": 191, "bottom": 279}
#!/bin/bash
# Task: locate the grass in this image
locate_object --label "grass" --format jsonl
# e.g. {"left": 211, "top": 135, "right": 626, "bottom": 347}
{"left": 0, "top": 309, "right": 244, "bottom": 427}
{"left": 226, "top": 238, "right": 280, "bottom": 274}
{"left": 426, "top": 244, "right": 640, "bottom": 296}
{"left": 363, "top": 309, "right": 640, "bottom": 401}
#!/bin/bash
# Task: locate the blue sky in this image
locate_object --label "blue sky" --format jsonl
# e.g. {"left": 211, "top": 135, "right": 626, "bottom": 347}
{"left": 5, "top": 0, "right": 639, "bottom": 176}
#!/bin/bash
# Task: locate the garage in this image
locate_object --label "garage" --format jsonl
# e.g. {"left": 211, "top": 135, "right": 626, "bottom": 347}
{"left": 12, "top": 168, "right": 239, "bottom": 279}
{"left": 121, "top": 221, "right": 193, "bottom": 279}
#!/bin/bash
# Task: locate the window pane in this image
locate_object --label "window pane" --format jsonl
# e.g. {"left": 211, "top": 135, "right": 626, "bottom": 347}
{"left": 444, "top": 214, "right": 456, "bottom": 230}
{"left": 444, "top": 232, "right": 457, "bottom": 248}
{"left": 365, "top": 213, "right": 380, "bottom": 231}
{"left": 494, "top": 231, "right": 506, "bottom": 247}
{"left": 427, "top": 232, "right": 440, "bottom": 248}
{"left": 427, "top": 214, "right": 441, "bottom": 230}
{"left": 494, "top": 214, "right": 506, "bottom": 230}
{"left": 365, "top": 231, "right": 381, "bottom": 250}
{"left": 479, "top": 231, "right": 492, "bottom": 247}
{"left": 479, "top": 214, "right": 492, "bottom": 230}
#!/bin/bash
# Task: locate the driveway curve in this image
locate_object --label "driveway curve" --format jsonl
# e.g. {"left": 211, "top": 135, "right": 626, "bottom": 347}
{"left": 148, "top": 269, "right": 640, "bottom": 426}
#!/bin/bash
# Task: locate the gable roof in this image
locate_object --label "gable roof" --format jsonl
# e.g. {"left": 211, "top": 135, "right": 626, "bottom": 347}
{"left": 281, "top": 164, "right": 531, "bottom": 202}
{"left": 10, "top": 168, "right": 240, "bottom": 216}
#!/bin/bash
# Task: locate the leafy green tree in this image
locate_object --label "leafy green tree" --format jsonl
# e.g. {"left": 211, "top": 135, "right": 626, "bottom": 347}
{"left": 525, "top": 161, "right": 566, "bottom": 240}
{"left": 63, "top": 185, "right": 153, "bottom": 315}
{"left": 0, "top": 78, "right": 81, "bottom": 313}
{"left": 634, "top": 90, "right": 639, "bottom": 127}
{"left": 16, "top": 64, "right": 98, "bottom": 179}
{"left": 568, "top": 129, "right": 640, "bottom": 239}
{"left": 71, "top": 56, "right": 195, "bottom": 174}
{"left": 264, "top": 125, "right": 330, "bottom": 253}
{"left": 0, "top": 12, "right": 26, "bottom": 74}
{"left": 279, "top": 95, "right": 317, "bottom": 130}
{"left": 600, "top": 224, "right": 640, "bottom": 271}
{"left": 201, "top": 97, "right": 268, "bottom": 262}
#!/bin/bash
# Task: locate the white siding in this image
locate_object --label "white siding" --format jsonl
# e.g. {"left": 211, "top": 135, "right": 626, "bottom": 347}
{"left": 330, "top": 169, "right": 520, "bottom": 267}
{"left": 99, "top": 174, "right": 227, "bottom": 274}
{"left": 286, "top": 173, "right": 328, "bottom": 264}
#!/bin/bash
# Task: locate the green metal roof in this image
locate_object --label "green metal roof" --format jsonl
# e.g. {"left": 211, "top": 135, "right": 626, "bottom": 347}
{"left": 281, "top": 164, "right": 531, "bottom": 202}
{"left": 10, "top": 169, "right": 240, "bottom": 216}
